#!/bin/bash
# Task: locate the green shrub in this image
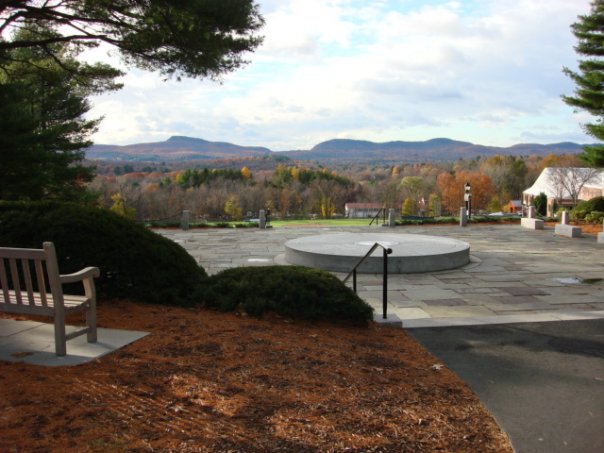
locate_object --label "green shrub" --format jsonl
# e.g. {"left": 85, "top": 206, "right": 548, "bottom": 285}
{"left": 395, "top": 215, "right": 519, "bottom": 226}
{"left": 142, "top": 220, "right": 259, "bottom": 229}
{"left": 572, "top": 196, "right": 604, "bottom": 220}
{"left": 534, "top": 192, "right": 548, "bottom": 216}
{"left": 585, "top": 210, "right": 604, "bottom": 223}
{"left": 201, "top": 265, "right": 374, "bottom": 324}
{"left": 0, "top": 201, "right": 207, "bottom": 305}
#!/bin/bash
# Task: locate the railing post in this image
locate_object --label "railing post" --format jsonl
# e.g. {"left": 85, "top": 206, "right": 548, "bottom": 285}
{"left": 343, "top": 243, "right": 392, "bottom": 321}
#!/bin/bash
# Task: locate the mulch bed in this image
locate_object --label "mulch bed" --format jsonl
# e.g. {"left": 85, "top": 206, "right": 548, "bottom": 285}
{"left": 1, "top": 301, "right": 512, "bottom": 452}
{"left": 6, "top": 220, "right": 599, "bottom": 451}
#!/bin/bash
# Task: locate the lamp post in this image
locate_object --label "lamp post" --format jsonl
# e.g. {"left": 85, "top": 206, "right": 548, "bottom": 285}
{"left": 464, "top": 182, "right": 472, "bottom": 219}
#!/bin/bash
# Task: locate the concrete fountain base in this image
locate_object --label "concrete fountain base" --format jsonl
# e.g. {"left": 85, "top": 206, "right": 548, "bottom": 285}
{"left": 285, "top": 233, "right": 470, "bottom": 274}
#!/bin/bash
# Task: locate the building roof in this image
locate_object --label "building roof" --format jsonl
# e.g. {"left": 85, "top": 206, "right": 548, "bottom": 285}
{"left": 523, "top": 167, "right": 604, "bottom": 199}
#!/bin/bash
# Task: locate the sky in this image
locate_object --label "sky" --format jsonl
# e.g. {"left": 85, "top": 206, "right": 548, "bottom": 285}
{"left": 86, "top": 0, "right": 594, "bottom": 151}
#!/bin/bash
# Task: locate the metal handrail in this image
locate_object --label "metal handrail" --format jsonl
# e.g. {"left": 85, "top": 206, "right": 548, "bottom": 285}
{"left": 369, "top": 207, "right": 386, "bottom": 226}
{"left": 343, "top": 242, "right": 392, "bottom": 319}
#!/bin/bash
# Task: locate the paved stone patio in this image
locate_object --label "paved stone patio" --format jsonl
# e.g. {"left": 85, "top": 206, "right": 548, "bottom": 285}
{"left": 157, "top": 224, "right": 604, "bottom": 327}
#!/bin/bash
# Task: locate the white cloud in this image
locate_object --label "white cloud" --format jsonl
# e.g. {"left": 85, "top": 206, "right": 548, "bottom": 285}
{"left": 88, "top": 0, "right": 594, "bottom": 149}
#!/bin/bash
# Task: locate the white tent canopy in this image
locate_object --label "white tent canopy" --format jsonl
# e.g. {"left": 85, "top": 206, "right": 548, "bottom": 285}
{"left": 523, "top": 167, "right": 604, "bottom": 200}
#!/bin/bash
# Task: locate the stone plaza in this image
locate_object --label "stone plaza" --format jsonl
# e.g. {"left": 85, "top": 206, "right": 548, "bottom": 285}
{"left": 157, "top": 223, "right": 604, "bottom": 328}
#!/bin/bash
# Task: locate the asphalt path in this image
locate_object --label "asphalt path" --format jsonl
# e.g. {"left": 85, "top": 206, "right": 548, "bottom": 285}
{"left": 409, "top": 319, "right": 604, "bottom": 453}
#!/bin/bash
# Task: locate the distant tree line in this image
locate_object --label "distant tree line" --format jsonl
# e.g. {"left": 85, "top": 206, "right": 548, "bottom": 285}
{"left": 88, "top": 152, "right": 587, "bottom": 221}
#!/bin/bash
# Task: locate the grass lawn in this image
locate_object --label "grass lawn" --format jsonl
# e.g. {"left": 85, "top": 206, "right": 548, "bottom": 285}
{"left": 269, "top": 218, "right": 378, "bottom": 227}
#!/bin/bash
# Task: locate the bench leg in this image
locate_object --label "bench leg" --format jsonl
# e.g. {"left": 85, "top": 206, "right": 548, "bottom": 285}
{"left": 86, "top": 305, "right": 97, "bottom": 343}
{"left": 54, "top": 313, "right": 67, "bottom": 356}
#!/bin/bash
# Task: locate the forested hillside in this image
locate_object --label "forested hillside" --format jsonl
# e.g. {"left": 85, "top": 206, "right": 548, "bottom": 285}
{"left": 90, "top": 152, "right": 584, "bottom": 222}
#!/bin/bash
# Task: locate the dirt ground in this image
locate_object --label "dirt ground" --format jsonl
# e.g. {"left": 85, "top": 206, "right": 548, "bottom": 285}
{"left": 0, "top": 301, "right": 512, "bottom": 452}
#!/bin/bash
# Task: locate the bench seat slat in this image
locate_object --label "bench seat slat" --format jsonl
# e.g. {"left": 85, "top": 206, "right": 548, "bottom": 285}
{"left": 2, "top": 290, "right": 89, "bottom": 309}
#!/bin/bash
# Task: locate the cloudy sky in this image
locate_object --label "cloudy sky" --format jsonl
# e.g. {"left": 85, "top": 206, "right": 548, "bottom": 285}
{"left": 87, "top": 0, "right": 593, "bottom": 151}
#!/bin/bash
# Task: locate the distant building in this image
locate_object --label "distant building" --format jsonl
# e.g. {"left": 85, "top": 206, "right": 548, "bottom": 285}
{"left": 522, "top": 167, "right": 604, "bottom": 216}
{"left": 345, "top": 203, "right": 383, "bottom": 218}
{"left": 507, "top": 200, "right": 522, "bottom": 214}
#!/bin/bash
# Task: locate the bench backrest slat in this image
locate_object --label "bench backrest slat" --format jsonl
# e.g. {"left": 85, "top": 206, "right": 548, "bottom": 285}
{"left": 0, "top": 246, "right": 54, "bottom": 308}
{"left": 34, "top": 259, "right": 48, "bottom": 305}
{"left": 0, "top": 258, "right": 10, "bottom": 303}
{"left": 20, "top": 258, "right": 36, "bottom": 306}
{"left": 8, "top": 258, "right": 22, "bottom": 304}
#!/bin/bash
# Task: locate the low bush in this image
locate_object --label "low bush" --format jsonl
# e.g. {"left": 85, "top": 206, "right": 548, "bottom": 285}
{"left": 396, "top": 215, "right": 519, "bottom": 226}
{"left": 572, "top": 196, "right": 604, "bottom": 220}
{"left": 0, "top": 201, "right": 207, "bottom": 305}
{"left": 585, "top": 210, "right": 604, "bottom": 223}
{"left": 200, "top": 265, "right": 374, "bottom": 324}
{"left": 143, "top": 220, "right": 259, "bottom": 229}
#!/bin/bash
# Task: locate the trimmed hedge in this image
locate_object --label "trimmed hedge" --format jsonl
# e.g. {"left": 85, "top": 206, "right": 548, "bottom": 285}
{"left": 143, "top": 220, "right": 259, "bottom": 228}
{"left": 572, "top": 196, "right": 604, "bottom": 221}
{"left": 200, "top": 265, "right": 374, "bottom": 324}
{"left": 0, "top": 201, "right": 207, "bottom": 305}
{"left": 396, "top": 215, "right": 520, "bottom": 226}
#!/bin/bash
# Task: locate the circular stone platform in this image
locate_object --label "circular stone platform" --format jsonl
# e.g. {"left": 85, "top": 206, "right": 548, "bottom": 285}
{"left": 285, "top": 233, "right": 470, "bottom": 274}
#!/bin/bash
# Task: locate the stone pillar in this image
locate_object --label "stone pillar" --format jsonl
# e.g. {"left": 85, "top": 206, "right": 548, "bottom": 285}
{"left": 560, "top": 211, "right": 570, "bottom": 225}
{"left": 459, "top": 207, "right": 467, "bottom": 227}
{"left": 527, "top": 206, "right": 536, "bottom": 219}
{"left": 180, "top": 210, "right": 190, "bottom": 230}
{"left": 259, "top": 209, "right": 266, "bottom": 229}
{"left": 388, "top": 208, "right": 396, "bottom": 227}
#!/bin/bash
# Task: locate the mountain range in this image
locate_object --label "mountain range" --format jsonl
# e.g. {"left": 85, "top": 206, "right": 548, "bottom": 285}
{"left": 85, "top": 135, "right": 587, "bottom": 163}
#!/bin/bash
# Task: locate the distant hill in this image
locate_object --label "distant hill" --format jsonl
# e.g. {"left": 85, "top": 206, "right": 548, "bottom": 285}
{"left": 86, "top": 136, "right": 271, "bottom": 161}
{"left": 86, "top": 135, "right": 588, "bottom": 163}
{"left": 280, "top": 138, "right": 587, "bottom": 162}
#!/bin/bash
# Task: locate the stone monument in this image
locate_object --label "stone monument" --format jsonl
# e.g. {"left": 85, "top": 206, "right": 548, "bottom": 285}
{"left": 521, "top": 206, "right": 544, "bottom": 230}
{"left": 555, "top": 211, "right": 582, "bottom": 238}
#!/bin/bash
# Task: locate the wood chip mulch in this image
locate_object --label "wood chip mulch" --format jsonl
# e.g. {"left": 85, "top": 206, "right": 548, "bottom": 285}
{"left": 1, "top": 301, "right": 512, "bottom": 452}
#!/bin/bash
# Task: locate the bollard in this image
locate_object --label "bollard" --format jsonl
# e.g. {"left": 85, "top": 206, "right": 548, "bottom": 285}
{"left": 459, "top": 207, "right": 467, "bottom": 227}
{"left": 388, "top": 208, "right": 396, "bottom": 227}
{"left": 180, "top": 210, "right": 190, "bottom": 230}
{"left": 259, "top": 209, "right": 266, "bottom": 229}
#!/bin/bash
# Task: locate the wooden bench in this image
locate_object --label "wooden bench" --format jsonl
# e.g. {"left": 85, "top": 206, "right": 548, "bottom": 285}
{"left": 0, "top": 242, "right": 99, "bottom": 356}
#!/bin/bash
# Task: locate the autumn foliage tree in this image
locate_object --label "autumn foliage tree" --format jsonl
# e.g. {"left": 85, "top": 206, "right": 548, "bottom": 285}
{"left": 436, "top": 171, "right": 496, "bottom": 214}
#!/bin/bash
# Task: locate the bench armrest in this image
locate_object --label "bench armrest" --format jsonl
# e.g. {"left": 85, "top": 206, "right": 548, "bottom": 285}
{"left": 60, "top": 267, "right": 100, "bottom": 284}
